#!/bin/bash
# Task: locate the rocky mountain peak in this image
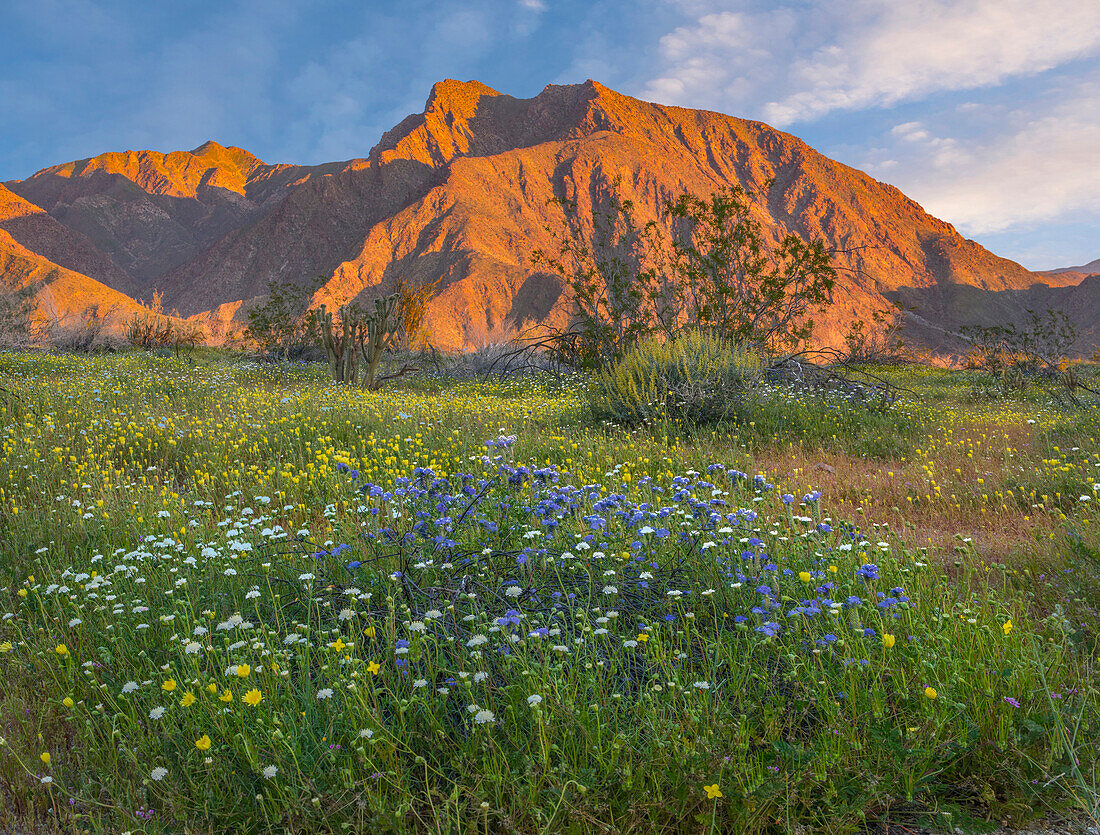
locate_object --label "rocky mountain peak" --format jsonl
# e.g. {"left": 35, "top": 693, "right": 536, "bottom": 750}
{"left": 424, "top": 79, "right": 502, "bottom": 118}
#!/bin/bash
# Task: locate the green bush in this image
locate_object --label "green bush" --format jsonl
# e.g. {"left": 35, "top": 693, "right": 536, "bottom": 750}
{"left": 591, "top": 330, "right": 759, "bottom": 425}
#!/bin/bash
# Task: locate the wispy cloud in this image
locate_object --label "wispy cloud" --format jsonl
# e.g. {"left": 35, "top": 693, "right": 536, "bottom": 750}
{"left": 644, "top": 0, "right": 1100, "bottom": 125}
{"left": 636, "top": 0, "right": 1100, "bottom": 264}
{"left": 861, "top": 80, "right": 1100, "bottom": 235}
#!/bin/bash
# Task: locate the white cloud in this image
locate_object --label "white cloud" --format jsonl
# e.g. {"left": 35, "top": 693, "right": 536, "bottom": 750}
{"left": 862, "top": 81, "right": 1100, "bottom": 234}
{"left": 643, "top": 0, "right": 1100, "bottom": 125}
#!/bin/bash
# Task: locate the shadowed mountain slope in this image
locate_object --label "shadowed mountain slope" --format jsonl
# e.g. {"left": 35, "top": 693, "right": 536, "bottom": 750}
{"left": 5, "top": 141, "right": 337, "bottom": 295}
{"left": 0, "top": 184, "right": 135, "bottom": 296}
{"left": 1046, "top": 258, "right": 1100, "bottom": 275}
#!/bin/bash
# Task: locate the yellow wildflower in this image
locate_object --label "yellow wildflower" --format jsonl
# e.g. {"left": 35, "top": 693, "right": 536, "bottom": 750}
{"left": 195, "top": 735, "right": 212, "bottom": 751}
{"left": 703, "top": 784, "right": 722, "bottom": 799}
{"left": 924, "top": 687, "right": 938, "bottom": 700}
{"left": 162, "top": 679, "right": 177, "bottom": 692}
{"left": 882, "top": 634, "right": 895, "bottom": 648}
{"left": 243, "top": 689, "right": 263, "bottom": 707}
{"left": 367, "top": 661, "right": 381, "bottom": 675}
{"left": 180, "top": 692, "right": 196, "bottom": 707}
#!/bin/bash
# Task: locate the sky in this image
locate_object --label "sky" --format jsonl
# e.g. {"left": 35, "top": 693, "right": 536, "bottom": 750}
{"left": 2, "top": 0, "right": 1098, "bottom": 270}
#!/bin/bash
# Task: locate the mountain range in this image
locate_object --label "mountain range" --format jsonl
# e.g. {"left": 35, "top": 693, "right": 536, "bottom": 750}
{"left": 2, "top": 79, "right": 1097, "bottom": 354}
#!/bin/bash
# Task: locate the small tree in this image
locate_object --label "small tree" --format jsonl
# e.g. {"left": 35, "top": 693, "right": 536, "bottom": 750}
{"left": 665, "top": 186, "right": 836, "bottom": 353}
{"left": 246, "top": 276, "right": 325, "bottom": 359}
{"left": 531, "top": 184, "right": 675, "bottom": 365}
{"left": 533, "top": 182, "right": 837, "bottom": 364}
{"left": 390, "top": 277, "right": 440, "bottom": 350}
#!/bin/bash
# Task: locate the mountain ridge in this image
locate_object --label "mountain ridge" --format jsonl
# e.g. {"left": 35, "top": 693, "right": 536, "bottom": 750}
{"left": 2, "top": 79, "right": 1093, "bottom": 353}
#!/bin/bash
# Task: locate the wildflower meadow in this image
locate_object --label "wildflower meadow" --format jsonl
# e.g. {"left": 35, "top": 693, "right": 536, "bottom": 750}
{"left": 1, "top": 350, "right": 1098, "bottom": 833}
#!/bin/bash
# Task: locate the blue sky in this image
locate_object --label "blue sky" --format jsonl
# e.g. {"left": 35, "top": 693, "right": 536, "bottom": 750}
{"left": 2, "top": 0, "right": 1098, "bottom": 269}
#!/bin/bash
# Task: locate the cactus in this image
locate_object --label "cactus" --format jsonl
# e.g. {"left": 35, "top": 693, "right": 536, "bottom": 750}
{"left": 316, "top": 295, "right": 402, "bottom": 388}
{"left": 317, "top": 304, "right": 361, "bottom": 384}
{"left": 359, "top": 294, "right": 401, "bottom": 390}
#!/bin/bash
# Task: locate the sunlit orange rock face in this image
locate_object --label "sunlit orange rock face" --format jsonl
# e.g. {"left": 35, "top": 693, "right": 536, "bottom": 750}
{"left": 0, "top": 224, "right": 148, "bottom": 332}
{"left": 2, "top": 80, "right": 1092, "bottom": 351}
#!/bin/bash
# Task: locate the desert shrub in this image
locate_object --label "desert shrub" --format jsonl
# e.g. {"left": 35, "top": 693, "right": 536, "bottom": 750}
{"left": 841, "top": 303, "right": 909, "bottom": 364}
{"left": 958, "top": 310, "right": 1097, "bottom": 403}
{"left": 125, "top": 291, "right": 203, "bottom": 355}
{"left": 245, "top": 276, "right": 324, "bottom": 360}
{"left": 47, "top": 304, "right": 118, "bottom": 353}
{"left": 591, "top": 330, "right": 759, "bottom": 426}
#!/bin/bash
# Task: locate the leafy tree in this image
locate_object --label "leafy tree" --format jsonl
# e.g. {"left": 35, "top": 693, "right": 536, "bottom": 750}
{"left": 533, "top": 181, "right": 837, "bottom": 364}
{"left": 388, "top": 277, "right": 441, "bottom": 350}
{"left": 531, "top": 184, "right": 675, "bottom": 365}
{"left": 245, "top": 276, "right": 325, "bottom": 359}
{"left": 665, "top": 185, "right": 836, "bottom": 352}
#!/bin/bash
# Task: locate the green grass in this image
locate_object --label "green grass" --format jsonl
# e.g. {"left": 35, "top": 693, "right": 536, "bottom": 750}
{"left": 0, "top": 351, "right": 1098, "bottom": 833}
